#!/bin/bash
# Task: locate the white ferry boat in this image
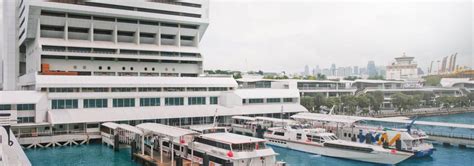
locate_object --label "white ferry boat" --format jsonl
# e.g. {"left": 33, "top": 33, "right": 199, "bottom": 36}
{"left": 231, "top": 116, "right": 296, "bottom": 137}
{"left": 264, "top": 125, "right": 413, "bottom": 165}
{"left": 292, "top": 113, "right": 435, "bottom": 157}
{"left": 192, "top": 132, "right": 285, "bottom": 166}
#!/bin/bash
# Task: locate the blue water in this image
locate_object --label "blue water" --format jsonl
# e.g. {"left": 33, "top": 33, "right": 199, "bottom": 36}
{"left": 25, "top": 113, "right": 474, "bottom": 166}
{"left": 25, "top": 144, "right": 139, "bottom": 166}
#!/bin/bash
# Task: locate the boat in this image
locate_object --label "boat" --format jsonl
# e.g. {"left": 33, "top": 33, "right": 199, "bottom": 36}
{"left": 191, "top": 130, "right": 286, "bottom": 166}
{"left": 292, "top": 113, "right": 435, "bottom": 157}
{"left": 231, "top": 116, "right": 297, "bottom": 138}
{"left": 264, "top": 124, "right": 413, "bottom": 165}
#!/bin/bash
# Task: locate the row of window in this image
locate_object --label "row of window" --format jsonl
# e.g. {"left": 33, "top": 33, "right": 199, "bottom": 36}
{"left": 51, "top": 97, "right": 219, "bottom": 109}
{"left": 51, "top": 99, "right": 79, "bottom": 109}
{"left": 17, "top": 117, "right": 35, "bottom": 124}
{"left": 0, "top": 104, "right": 35, "bottom": 111}
{"left": 45, "top": 87, "right": 232, "bottom": 93}
{"left": 243, "top": 98, "right": 294, "bottom": 104}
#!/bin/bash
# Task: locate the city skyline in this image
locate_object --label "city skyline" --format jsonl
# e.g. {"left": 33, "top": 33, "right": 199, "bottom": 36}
{"left": 201, "top": 0, "right": 473, "bottom": 73}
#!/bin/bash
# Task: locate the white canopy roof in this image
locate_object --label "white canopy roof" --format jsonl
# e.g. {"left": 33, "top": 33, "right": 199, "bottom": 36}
{"left": 101, "top": 122, "right": 143, "bottom": 135}
{"left": 47, "top": 104, "right": 307, "bottom": 124}
{"left": 291, "top": 113, "right": 359, "bottom": 124}
{"left": 233, "top": 89, "right": 300, "bottom": 99}
{"left": 231, "top": 116, "right": 256, "bottom": 121}
{"left": 201, "top": 133, "right": 266, "bottom": 144}
{"left": 35, "top": 75, "right": 237, "bottom": 88}
{"left": 101, "top": 122, "right": 120, "bottom": 129}
{"left": 0, "top": 91, "right": 45, "bottom": 105}
{"left": 137, "top": 123, "right": 197, "bottom": 138}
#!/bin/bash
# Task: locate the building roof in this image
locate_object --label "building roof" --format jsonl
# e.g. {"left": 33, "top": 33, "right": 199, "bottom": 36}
{"left": 233, "top": 89, "right": 300, "bottom": 99}
{"left": 35, "top": 75, "right": 238, "bottom": 88}
{"left": 137, "top": 123, "right": 197, "bottom": 138}
{"left": 0, "top": 91, "right": 45, "bottom": 105}
{"left": 47, "top": 104, "right": 307, "bottom": 124}
{"left": 440, "top": 78, "right": 473, "bottom": 87}
{"left": 353, "top": 79, "right": 404, "bottom": 84}
{"left": 200, "top": 133, "right": 266, "bottom": 144}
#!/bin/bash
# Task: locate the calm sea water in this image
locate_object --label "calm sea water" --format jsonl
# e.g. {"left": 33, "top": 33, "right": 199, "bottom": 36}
{"left": 25, "top": 113, "right": 474, "bottom": 166}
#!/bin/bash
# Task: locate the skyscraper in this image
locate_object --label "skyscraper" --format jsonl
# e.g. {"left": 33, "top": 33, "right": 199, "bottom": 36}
{"left": 304, "top": 65, "right": 310, "bottom": 76}
{"left": 330, "top": 63, "right": 336, "bottom": 76}
{"left": 353, "top": 66, "right": 359, "bottom": 75}
{"left": 367, "top": 61, "right": 377, "bottom": 77}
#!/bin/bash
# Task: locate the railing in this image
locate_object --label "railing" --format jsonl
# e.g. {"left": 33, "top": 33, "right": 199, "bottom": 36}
{"left": 298, "top": 87, "right": 356, "bottom": 90}
{"left": 426, "top": 131, "right": 474, "bottom": 140}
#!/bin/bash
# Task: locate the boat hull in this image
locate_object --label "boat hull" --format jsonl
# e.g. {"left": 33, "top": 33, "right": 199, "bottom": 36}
{"left": 266, "top": 139, "right": 412, "bottom": 165}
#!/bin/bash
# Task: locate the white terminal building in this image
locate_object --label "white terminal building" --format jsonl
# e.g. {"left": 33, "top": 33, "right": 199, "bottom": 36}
{"left": 385, "top": 53, "right": 419, "bottom": 80}
{"left": 0, "top": 0, "right": 306, "bottom": 151}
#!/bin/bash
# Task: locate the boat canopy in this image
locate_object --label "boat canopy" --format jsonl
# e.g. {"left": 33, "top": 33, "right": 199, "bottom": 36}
{"left": 136, "top": 123, "right": 198, "bottom": 138}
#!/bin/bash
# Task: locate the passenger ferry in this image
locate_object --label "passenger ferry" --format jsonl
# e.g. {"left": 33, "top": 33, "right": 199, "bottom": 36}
{"left": 191, "top": 131, "right": 285, "bottom": 166}
{"left": 292, "top": 113, "right": 435, "bottom": 157}
{"left": 264, "top": 125, "right": 413, "bottom": 165}
{"left": 231, "top": 116, "right": 296, "bottom": 138}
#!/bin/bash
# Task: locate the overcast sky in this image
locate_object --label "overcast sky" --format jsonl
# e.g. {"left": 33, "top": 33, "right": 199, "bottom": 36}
{"left": 200, "top": 0, "right": 473, "bottom": 73}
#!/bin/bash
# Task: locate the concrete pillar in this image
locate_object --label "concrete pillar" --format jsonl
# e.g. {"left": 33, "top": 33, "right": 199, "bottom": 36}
{"left": 90, "top": 22, "right": 94, "bottom": 42}
{"left": 64, "top": 20, "right": 69, "bottom": 40}
{"left": 156, "top": 28, "right": 161, "bottom": 46}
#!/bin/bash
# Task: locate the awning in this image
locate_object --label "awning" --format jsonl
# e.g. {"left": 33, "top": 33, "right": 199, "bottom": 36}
{"left": 136, "top": 123, "right": 197, "bottom": 138}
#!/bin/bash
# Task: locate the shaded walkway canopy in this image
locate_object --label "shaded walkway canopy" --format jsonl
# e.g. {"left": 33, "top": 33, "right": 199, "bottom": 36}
{"left": 136, "top": 123, "right": 198, "bottom": 138}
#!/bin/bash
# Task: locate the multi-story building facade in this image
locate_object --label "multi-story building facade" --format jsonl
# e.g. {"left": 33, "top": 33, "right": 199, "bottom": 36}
{"left": 386, "top": 54, "right": 419, "bottom": 80}
{"left": 0, "top": 0, "right": 306, "bottom": 148}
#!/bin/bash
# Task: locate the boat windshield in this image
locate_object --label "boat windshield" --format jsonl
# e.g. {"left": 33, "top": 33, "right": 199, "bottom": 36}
{"left": 231, "top": 142, "right": 266, "bottom": 152}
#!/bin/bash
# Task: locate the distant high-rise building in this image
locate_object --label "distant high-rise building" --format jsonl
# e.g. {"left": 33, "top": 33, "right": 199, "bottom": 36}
{"left": 314, "top": 65, "right": 321, "bottom": 75}
{"left": 344, "top": 67, "right": 352, "bottom": 76}
{"left": 367, "top": 61, "right": 377, "bottom": 77}
{"left": 336, "top": 67, "right": 345, "bottom": 77}
{"left": 322, "top": 68, "right": 330, "bottom": 76}
{"left": 330, "top": 64, "right": 336, "bottom": 76}
{"left": 304, "top": 65, "right": 310, "bottom": 76}
{"left": 359, "top": 67, "right": 367, "bottom": 75}
{"left": 353, "top": 66, "right": 359, "bottom": 75}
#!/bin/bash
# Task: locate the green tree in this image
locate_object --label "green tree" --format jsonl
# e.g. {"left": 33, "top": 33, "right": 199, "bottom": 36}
{"left": 306, "top": 75, "right": 317, "bottom": 80}
{"left": 313, "top": 93, "right": 327, "bottom": 111}
{"left": 325, "top": 97, "right": 342, "bottom": 113}
{"left": 233, "top": 72, "right": 242, "bottom": 79}
{"left": 421, "top": 91, "right": 435, "bottom": 107}
{"left": 467, "top": 92, "right": 474, "bottom": 106}
{"left": 368, "top": 75, "right": 385, "bottom": 80}
{"left": 343, "top": 76, "right": 360, "bottom": 81}
{"left": 367, "top": 91, "right": 384, "bottom": 112}
{"left": 424, "top": 75, "right": 441, "bottom": 86}
{"left": 391, "top": 92, "right": 407, "bottom": 112}
{"left": 357, "top": 95, "right": 370, "bottom": 109}
{"left": 341, "top": 95, "right": 358, "bottom": 114}
{"left": 316, "top": 74, "right": 327, "bottom": 80}
{"left": 458, "top": 96, "right": 470, "bottom": 107}
{"left": 300, "top": 96, "right": 316, "bottom": 112}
